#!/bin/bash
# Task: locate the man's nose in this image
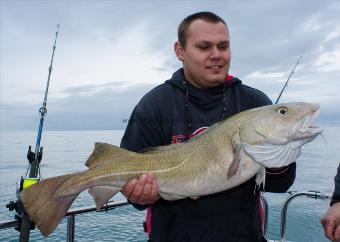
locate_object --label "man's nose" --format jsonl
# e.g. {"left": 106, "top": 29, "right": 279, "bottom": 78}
{"left": 209, "top": 46, "right": 222, "bottom": 60}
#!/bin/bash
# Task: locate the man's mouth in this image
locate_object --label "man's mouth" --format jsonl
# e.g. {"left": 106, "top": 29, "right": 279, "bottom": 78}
{"left": 207, "top": 65, "right": 223, "bottom": 70}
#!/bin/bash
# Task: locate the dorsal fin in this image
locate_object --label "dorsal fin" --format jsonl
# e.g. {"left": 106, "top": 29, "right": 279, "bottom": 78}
{"left": 85, "top": 142, "right": 129, "bottom": 167}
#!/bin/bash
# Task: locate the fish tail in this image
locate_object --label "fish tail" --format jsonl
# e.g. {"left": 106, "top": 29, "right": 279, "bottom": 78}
{"left": 20, "top": 174, "right": 80, "bottom": 237}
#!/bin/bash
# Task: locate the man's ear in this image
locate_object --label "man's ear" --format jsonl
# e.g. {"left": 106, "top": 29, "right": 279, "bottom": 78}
{"left": 174, "top": 41, "right": 184, "bottom": 61}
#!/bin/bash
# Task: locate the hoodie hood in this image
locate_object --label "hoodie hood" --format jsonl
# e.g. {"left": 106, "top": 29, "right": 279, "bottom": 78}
{"left": 165, "top": 68, "right": 241, "bottom": 110}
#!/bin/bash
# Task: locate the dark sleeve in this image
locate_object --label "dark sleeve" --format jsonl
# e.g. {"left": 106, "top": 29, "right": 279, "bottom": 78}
{"left": 120, "top": 99, "right": 163, "bottom": 152}
{"left": 264, "top": 163, "right": 296, "bottom": 192}
{"left": 120, "top": 97, "right": 164, "bottom": 210}
{"left": 253, "top": 89, "right": 297, "bottom": 193}
{"left": 331, "top": 163, "right": 340, "bottom": 205}
{"left": 254, "top": 89, "right": 272, "bottom": 107}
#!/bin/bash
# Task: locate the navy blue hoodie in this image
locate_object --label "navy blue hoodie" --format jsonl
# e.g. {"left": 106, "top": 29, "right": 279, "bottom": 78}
{"left": 121, "top": 68, "right": 296, "bottom": 242}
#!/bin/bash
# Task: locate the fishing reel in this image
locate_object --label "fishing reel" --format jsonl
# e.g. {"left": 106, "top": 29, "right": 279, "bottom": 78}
{"left": 6, "top": 183, "right": 36, "bottom": 232}
{"left": 15, "top": 176, "right": 40, "bottom": 198}
{"left": 6, "top": 198, "right": 35, "bottom": 232}
{"left": 27, "top": 145, "right": 43, "bottom": 165}
{"left": 5, "top": 145, "right": 42, "bottom": 232}
{"left": 13, "top": 145, "right": 42, "bottom": 196}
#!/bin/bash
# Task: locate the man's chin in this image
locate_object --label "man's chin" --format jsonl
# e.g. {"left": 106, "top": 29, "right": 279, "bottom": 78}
{"left": 206, "top": 74, "right": 226, "bottom": 84}
{"left": 200, "top": 79, "right": 225, "bottom": 88}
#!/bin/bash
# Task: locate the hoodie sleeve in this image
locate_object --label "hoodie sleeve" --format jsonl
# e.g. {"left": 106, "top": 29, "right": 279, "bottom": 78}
{"left": 264, "top": 163, "right": 296, "bottom": 192}
{"left": 120, "top": 95, "right": 164, "bottom": 152}
{"left": 331, "top": 163, "right": 340, "bottom": 205}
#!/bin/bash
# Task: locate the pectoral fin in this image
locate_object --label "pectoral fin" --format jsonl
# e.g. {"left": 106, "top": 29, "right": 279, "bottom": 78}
{"left": 255, "top": 166, "right": 266, "bottom": 191}
{"left": 88, "top": 186, "right": 120, "bottom": 209}
{"left": 227, "top": 144, "right": 242, "bottom": 178}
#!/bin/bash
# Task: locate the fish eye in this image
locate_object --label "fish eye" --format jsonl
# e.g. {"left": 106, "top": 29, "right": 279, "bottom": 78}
{"left": 277, "top": 107, "right": 288, "bottom": 115}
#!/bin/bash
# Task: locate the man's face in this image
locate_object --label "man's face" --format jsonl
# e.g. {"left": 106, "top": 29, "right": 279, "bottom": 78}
{"left": 175, "top": 19, "right": 231, "bottom": 89}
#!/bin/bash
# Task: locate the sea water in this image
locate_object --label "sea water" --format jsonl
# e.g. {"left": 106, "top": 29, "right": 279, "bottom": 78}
{"left": 0, "top": 128, "right": 339, "bottom": 241}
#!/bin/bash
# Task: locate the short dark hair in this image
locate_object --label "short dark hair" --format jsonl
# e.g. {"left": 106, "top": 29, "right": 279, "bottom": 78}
{"left": 178, "top": 11, "right": 227, "bottom": 47}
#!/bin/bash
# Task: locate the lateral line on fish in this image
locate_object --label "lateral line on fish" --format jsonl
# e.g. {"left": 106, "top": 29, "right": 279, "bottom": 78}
{"left": 99, "top": 148, "right": 198, "bottom": 178}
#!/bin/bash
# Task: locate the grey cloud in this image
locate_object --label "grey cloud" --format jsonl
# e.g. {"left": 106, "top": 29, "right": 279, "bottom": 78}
{"left": 1, "top": 81, "right": 339, "bottom": 131}
{"left": 229, "top": 3, "right": 339, "bottom": 76}
{"left": 0, "top": 84, "right": 143, "bottom": 131}
{"left": 125, "top": 2, "right": 340, "bottom": 81}
{"left": 61, "top": 81, "right": 127, "bottom": 95}
{"left": 2, "top": 1, "right": 340, "bottom": 131}
{"left": 34, "top": 83, "right": 157, "bottom": 130}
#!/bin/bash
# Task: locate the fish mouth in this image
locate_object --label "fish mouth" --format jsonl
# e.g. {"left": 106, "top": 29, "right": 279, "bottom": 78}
{"left": 294, "top": 104, "right": 323, "bottom": 140}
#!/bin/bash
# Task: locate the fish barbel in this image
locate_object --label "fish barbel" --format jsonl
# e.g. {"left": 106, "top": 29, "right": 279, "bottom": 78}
{"left": 20, "top": 102, "right": 322, "bottom": 236}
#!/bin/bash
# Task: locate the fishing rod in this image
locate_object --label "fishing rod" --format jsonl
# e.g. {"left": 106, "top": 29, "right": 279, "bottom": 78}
{"left": 275, "top": 53, "right": 303, "bottom": 104}
{"left": 29, "top": 24, "right": 60, "bottom": 179}
{"left": 6, "top": 24, "right": 60, "bottom": 242}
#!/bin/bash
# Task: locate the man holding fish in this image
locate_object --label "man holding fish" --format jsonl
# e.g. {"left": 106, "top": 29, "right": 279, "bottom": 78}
{"left": 20, "top": 11, "right": 323, "bottom": 240}
{"left": 121, "top": 11, "right": 297, "bottom": 242}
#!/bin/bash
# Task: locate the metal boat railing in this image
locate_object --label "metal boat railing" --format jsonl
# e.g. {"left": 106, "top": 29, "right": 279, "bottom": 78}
{"left": 65, "top": 199, "right": 129, "bottom": 242}
{"left": 0, "top": 191, "right": 331, "bottom": 241}
{"left": 261, "top": 194, "right": 269, "bottom": 238}
{"left": 0, "top": 199, "right": 129, "bottom": 242}
{"left": 279, "top": 191, "right": 331, "bottom": 242}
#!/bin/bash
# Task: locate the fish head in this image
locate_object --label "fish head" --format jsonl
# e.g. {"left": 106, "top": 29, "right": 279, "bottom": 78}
{"left": 239, "top": 102, "right": 323, "bottom": 146}
{"left": 238, "top": 102, "right": 323, "bottom": 169}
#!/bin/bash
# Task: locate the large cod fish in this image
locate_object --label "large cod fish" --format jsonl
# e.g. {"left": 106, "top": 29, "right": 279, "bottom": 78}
{"left": 20, "top": 102, "right": 322, "bottom": 236}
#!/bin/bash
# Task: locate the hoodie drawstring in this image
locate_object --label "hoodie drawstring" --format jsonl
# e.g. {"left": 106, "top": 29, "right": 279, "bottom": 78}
{"left": 183, "top": 81, "right": 193, "bottom": 139}
{"left": 182, "top": 80, "right": 229, "bottom": 140}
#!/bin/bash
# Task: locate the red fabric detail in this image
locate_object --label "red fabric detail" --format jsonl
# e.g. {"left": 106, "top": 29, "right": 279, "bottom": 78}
{"left": 145, "top": 207, "right": 152, "bottom": 236}
{"left": 171, "top": 135, "right": 187, "bottom": 144}
{"left": 191, "top": 127, "right": 208, "bottom": 136}
{"left": 171, "top": 127, "right": 208, "bottom": 144}
{"left": 258, "top": 193, "right": 265, "bottom": 233}
{"left": 226, "top": 73, "right": 234, "bottom": 82}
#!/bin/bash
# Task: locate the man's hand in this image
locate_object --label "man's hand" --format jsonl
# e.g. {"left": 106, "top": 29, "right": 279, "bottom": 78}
{"left": 321, "top": 202, "right": 340, "bottom": 241}
{"left": 122, "top": 173, "right": 160, "bottom": 205}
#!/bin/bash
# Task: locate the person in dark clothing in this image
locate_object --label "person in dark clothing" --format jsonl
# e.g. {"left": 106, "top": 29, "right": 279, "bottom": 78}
{"left": 321, "top": 163, "right": 340, "bottom": 241}
{"left": 120, "top": 12, "right": 296, "bottom": 242}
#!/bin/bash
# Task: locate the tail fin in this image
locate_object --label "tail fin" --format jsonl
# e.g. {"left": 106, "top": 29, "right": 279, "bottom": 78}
{"left": 20, "top": 174, "right": 78, "bottom": 237}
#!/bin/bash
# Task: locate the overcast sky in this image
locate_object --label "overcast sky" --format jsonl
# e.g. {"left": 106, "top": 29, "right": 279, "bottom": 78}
{"left": 1, "top": 0, "right": 340, "bottom": 131}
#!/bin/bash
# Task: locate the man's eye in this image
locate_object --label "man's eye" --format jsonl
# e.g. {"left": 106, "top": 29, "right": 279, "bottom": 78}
{"left": 198, "top": 45, "right": 209, "bottom": 50}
